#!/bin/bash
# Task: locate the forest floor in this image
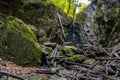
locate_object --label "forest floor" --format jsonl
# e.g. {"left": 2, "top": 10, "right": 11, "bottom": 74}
{"left": 0, "top": 44, "right": 120, "bottom": 80}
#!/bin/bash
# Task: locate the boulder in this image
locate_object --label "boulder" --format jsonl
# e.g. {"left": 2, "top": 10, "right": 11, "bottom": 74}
{"left": 0, "top": 16, "right": 42, "bottom": 66}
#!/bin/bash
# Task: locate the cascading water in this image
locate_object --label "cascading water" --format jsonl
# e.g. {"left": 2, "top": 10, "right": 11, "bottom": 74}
{"left": 69, "top": 21, "right": 78, "bottom": 43}
{"left": 67, "top": 21, "right": 87, "bottom": 44}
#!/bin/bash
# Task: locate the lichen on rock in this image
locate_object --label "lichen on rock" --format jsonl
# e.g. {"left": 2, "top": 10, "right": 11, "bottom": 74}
{"left": 0, "top": 16, "right": 42, "bottom": 66}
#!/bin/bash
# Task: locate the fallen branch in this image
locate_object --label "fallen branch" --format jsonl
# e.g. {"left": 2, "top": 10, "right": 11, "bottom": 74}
{"left": 0, "top": 70, "right": 25, "bottom": 80}
{"left": 0, "top": 20, "right": 3, "bottom": 24}
{"left": 57, "top": 13, "right": 67, "bottom": 41}
{"left": 96, "top": 57, "right": 120, "bottom": 60}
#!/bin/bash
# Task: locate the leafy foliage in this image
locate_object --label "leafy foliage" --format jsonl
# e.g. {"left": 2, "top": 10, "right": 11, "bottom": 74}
{"left": 50, "top": 0, "right": 88, "bottom": 18}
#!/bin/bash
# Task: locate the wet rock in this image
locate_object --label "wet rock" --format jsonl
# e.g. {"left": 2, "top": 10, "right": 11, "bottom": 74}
{"left": 0, "top": 16, "right": 42, "bottom": 66}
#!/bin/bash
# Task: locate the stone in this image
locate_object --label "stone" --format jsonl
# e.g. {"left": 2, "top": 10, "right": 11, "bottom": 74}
{"left": 0, "top": 16, "right": 42, "bottom": 66}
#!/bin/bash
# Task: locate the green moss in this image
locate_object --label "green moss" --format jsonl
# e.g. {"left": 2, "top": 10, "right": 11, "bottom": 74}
{"left": 6, "top": 16, "right": 36, "bottom": 41}
{"left": 14, "top": 1, "right": 72, "bottom": 43}
{"left": 68, "top": 55, "right": 86, "bottom": 63}
{"left": 59, "top": 46, "right": 73, "bottom": 56}
{"left": 0, "top": 16, "right": 42, "bottom": 66}
{"left": 28, "top": 76, "right": 44, "bottom": 80}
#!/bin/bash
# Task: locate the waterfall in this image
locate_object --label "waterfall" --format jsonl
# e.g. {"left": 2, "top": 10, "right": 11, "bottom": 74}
{"left": 67, "top": 21, "right": 87, "bottom": 44}
{"left": 71, "top": 21, "right": 77, "bottom": 43}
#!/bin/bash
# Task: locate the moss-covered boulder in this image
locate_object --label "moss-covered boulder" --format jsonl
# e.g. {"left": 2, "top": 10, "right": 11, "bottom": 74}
{"left": 0, "top": 0, "right": 73, "bottom": 43}
{"left": 67, "top": 55, "right": 86, "bottom": 63}
{"left": 0, "top": 16, "right": 42, "bottom": 66}
{"left": 59, "top": 46, "right": 73, "bottom": 56}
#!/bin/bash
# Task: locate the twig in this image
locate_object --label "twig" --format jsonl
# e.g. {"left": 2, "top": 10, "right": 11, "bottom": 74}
{"left": 96, "top": 57, "right": 120, "bottom": 60}
{"left": 0, "top": 20, "right": 3, "bottom": 24}
{"left": 98, "top": 44, "right": 111, "bottom": 56}
{"left": 110, "top": 48, "right": 120, "bottom": 58}
{"left": 43, "top": 42, "right": 57, "bottom": 47}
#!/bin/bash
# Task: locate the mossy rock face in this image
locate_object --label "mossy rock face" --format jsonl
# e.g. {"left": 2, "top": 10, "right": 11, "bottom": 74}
{"left": 94, "top": 0, "right": 120, "bottom": 47}
{"left": 59, "top": 46, "right": 73, "bottom": 56}
{"left": 15, "top": 1, "right": 72, "bottom": 43}
{"left": 67, "top": 55, "right": 86, "bottom": 63}
{"left": 0, "top": 16, "right": 42, "bottom": 66}
{"left": 0, "top": 0, "right": 72, "bottom": 43}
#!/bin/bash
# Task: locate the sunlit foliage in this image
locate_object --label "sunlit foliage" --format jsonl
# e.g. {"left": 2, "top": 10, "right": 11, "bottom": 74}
{"left": 50, "top": 0, "right": 88, "bottom": 19}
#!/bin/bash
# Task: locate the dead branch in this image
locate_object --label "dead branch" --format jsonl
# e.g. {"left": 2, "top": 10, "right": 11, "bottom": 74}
{"left": 0, "top": 20, "right": 3, "bottom": 24}
{"left": 96, "top": 57, "right": 120, "bottom": 60}
{"left": 51, "top": 45, "right": 59, "bottom": 66}
{"left": 43, "top": 42, "right": 57, "bottom": 47}
{"left": 57, "top": 13, "right": 67, "bottom": 41}
{"left": 0, "top": 70, "right": 25, "bottom": 80}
